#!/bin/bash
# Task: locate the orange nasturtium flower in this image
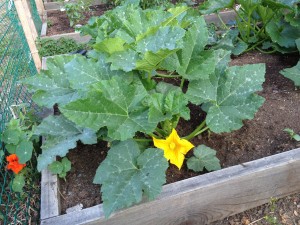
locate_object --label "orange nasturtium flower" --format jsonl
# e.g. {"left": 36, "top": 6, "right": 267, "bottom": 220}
{"left": 6, "top": 154, "right": 26, "bottom": 174}
{"left": 153, "top": 129, "right": 194, "bottom": 169}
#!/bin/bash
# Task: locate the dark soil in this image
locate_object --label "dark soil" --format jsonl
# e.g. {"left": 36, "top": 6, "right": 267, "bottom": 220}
{"left": 59, "top": 51, "right": 300, "bottom": 219}
{"left": 46, "top": 5, "right": 110, "bottom": 36}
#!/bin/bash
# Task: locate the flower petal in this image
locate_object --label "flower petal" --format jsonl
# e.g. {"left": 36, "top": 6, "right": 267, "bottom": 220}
{"left": 153, "top": 137, "right": 170, "bottom": 154}
{"left": 178, "top": 139, "right": 194, "bottom": 154}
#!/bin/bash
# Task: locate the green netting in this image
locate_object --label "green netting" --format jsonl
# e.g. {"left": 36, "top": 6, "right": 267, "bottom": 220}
{"left": 0, "top": 0, "right": 40, "bottom": 224}
{"left": 27, "top": 0, "right": 42, "bottom": 34}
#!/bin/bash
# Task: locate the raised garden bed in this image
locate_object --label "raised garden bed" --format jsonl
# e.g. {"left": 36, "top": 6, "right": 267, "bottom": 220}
{"left": 40, "top": 4, "right": 109, "bottom": 42}
{"left": 39, "top": 49, "right": 300, "bottom": 224}
{"left": 40, "top": 9, "right": 236, "bottom": 43}
{"left": 29, "top": 2, "right": 300, "bottom": 223}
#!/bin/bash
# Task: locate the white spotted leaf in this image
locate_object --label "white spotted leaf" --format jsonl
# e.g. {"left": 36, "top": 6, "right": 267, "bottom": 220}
{"left": 187, "top": 63, "right": 266, "bottom": 133}
{"left": 93, "top": 140, "right": 168, "bottom": 217}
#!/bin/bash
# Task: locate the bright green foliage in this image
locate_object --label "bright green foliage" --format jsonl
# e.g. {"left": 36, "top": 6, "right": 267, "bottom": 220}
{"left": 93, "top": 140, "right": 168, "bottom": 217}
{"left": 187, "top": 61, "right": 266, "bottom": 133}
{"left": 22, "top": 55, "right": 80, "bottom": 108}
{"left": 148, "top": 82, "right": 190, "bottom": 123}
{"left": 48, "top": 157, "right": 72, "bottom": 178}
{"left": 2, "top": 119, "right": 33, "bottom": 164}
{"left": 199, "top": 0, "right": 234, "bottom": 14}
{"left": 266, "top": 21, "right": 300, "bottom": 49}
{"left": 284, "top": 128, "right": 300, "bottom": 141}
{"left": 37, "top": 37, "right": 88, "bottom": 58}
{"left": 61, "top": 77, "right": 157, "bottom": 140}
{"left": 187, "top": 145, "right": 221, "bottom": 172}
{"left": 81, "top": 5, "right": 190, "bottom": 72}
{"left": 12, "top": 174, "right": 25, "bottom": 193}
{"left": 35, "top": 115, "right": 97, "bottom": 171}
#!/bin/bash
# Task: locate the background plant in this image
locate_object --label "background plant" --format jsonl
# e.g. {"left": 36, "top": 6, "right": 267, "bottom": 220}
{"left": 59, "top": 0, "right": 93, "bottom": 27}
{"left": 37, "top": 37, "right": 89, "bottom": 58}
{"left": 199, "top": 0, "right": 300, "bottom": 55}
{"left": 22, "top": 4, "right": 266, "bottom": 217}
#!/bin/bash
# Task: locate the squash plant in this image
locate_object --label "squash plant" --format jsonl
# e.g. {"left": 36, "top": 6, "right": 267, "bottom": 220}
{"left": 199, "top": 0, "right": 300, "bottom": 54}
{"left": 21, "top": 4, "right": 266, "bottom": 217}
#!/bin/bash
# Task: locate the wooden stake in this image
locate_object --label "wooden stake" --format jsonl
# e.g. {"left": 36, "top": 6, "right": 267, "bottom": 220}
{"left": 34, "top": 0, "right": 45, "bottom": 20}
{"left": 21, "top": 0, "right": 38, "bottom": 40}
{"left": 14, "top": 0, "right": 41, "bottom": 71}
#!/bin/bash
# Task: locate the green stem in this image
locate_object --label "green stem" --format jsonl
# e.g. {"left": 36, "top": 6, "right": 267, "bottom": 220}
{"left": 155, "top": 73, "right": 181, "bottom": 78}
{"left": 147, "top": 72, "right": 151, "bottom": 83}
{"left": 217, "top": 12, "right": 230, "bottom": 30}
{"left": 155, "top": 127, "right": 167, "bottom": 137}
{"left": 148, "top": 132, "right": 159, "bottom": 139}
{"left": 134, "top": 138, "right": 152, "bottom": 142}
{"left": 244, "top": 38, "right": 267, "bottom": 53}
{"left": 180, "top": 78, "right": 185, "bottom": 89}
{"left": 183, "top": 120, "right": 207, "bottom": 140}
{"left": 256, "top": 47, "right": 277, "bottom": 54}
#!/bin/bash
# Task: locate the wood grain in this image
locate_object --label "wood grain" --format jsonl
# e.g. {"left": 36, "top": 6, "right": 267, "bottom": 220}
{"left": 41, "top": 148, "right": 300, "bottom": 225}
{"left": 14, "top": 0, "right": 41, "bottom": 71}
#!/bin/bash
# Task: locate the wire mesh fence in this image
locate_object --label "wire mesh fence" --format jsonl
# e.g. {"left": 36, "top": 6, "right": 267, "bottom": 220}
{"left": 27, "top": 0, "right": 42, "bottom": 34}
{"left": 0, "top": 0, "right": 40, "bottom": 224}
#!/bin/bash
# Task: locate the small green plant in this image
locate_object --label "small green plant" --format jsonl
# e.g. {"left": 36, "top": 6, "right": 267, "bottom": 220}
{"left": 59, "top": 0, "right": 93, "bottom": 27}
{"left": 48, "top": 157, "right": 71, "bottom": 179}
{"left": 37, "top": 37, "right": 88, "bottom": 58}
{"left": 264, "top": 198, "right": 282, "bottom": 225}
{"left": 284, "top": 128, "right": 300, "bottom": 141}
{"left": 47, "top": 20, "right": 53, "bottom": 28}
{"left": 1, "top": 108, "right": 38, "bottom": 193}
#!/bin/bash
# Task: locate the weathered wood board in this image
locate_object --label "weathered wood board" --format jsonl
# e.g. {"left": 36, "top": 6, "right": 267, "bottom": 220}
{"left": 40, "top": 148, "right": 300, "bottom": 225}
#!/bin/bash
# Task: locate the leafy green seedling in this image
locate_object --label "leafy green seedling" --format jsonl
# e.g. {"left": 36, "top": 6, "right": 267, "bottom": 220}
{"left": 284, "top": 128, "right": 300, "bottom": 141}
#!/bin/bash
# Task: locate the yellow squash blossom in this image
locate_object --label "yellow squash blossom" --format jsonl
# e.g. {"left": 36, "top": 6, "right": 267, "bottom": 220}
{"left": 153, "top": 129, "right": 194, "bottom": 169}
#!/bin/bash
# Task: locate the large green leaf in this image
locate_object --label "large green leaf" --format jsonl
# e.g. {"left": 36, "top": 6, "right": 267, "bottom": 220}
{"left": 266, "top": 20, "right": 300, "bottom": 49}
{"left": 15, "top": 140, "right": 33, "bottom": 164}
{"left": 90, "top": 5, "right": 192, "bottom": 72}
{"left": 22, "top": 55, "right": 80, "bottom": 108}
{"left": 148, "top": 82, "right": 190, "bottom": 123}
{"left": 199, "top": 0, "right": 235, "bottom": 14}
{"left": 12, "top": 174, "right": 25, "bottom": 193}
{"left": 187, "top": 145, "right": 221, "bottom": 172}
{"left": 93, "top": 140, "right": 168, "bottom": 217}
{"left": 280, "top": 61, "right": 300, "bottom": 86}
{"left": 61, "top": 77, "right": 157, "bottom": 140}
{"left": 187, "top": 63, "right": 266, "bottom": 133}
{"left": 160, "top": 17, "right": 224, "bottom": 80}
{"left": 35, "top": 115, "right": 97, "bottom": 171}
{"left": 64, "top": 54, "right": 125, "bottom": 90}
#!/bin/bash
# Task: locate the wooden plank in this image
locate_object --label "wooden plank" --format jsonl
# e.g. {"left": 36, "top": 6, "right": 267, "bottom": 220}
{"left": 14, "top": 0, "right": 41, "bottom": 71}
{"left": 40, "top": 169, "right": 61, "bottom": 220}
{"left": 40, "top": 22, "right": 47, "bottom": 37}
{"left": 41, "top": 148, "right": 300, "bottom": 225}
{"left": 41, "top": 32, "right": 91, "bottom": 43}
{"left": 204, "top": 10, "right": 236, "bottom": 27}
{"left": 34, "top": 0, "right": 45, "bottom": 19}
{"left": 22, "top": 0, "right": 38, "bottom": 40}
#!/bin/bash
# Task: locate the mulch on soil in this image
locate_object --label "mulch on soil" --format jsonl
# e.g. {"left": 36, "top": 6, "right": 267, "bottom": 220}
{"left": 58, "top": 51, "right": 300, "bottom": 219}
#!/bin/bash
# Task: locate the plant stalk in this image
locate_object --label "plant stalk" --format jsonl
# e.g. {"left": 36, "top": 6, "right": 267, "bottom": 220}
{"left": 183, "top": 120, "right": 207, "bottom": 140}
